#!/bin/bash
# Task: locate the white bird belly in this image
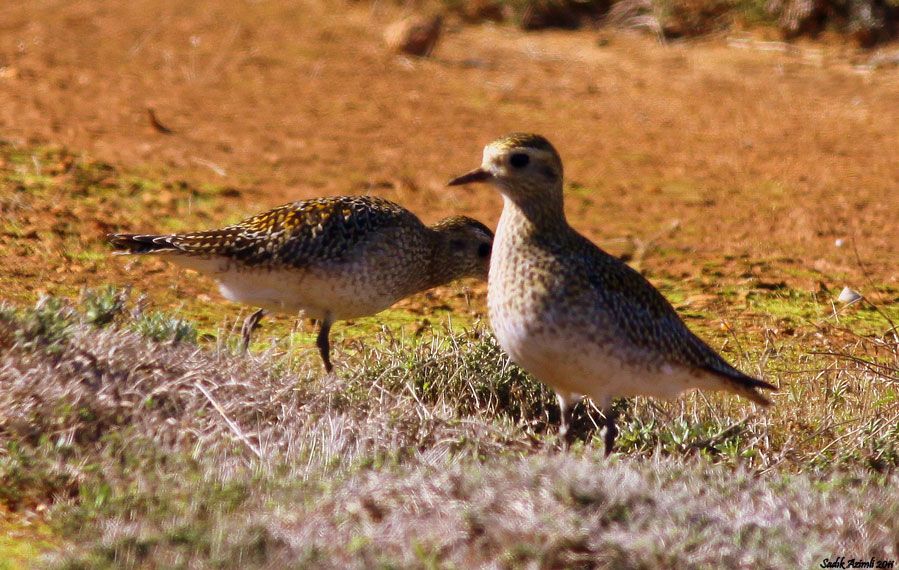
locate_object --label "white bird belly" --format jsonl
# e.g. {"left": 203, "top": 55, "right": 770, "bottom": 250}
{"left": 490, "top": 304, "right": 707, "bottom": 407}
{"left": 167, "top": 255, "right": 408, "bottom": 320}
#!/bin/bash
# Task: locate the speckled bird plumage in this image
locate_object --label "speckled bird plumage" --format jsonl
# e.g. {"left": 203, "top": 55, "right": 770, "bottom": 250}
{"left": 118, "top": 196, "right": 420, "bottom": 269}
{"left": 109, "top": 195, "right": 493, "bottom": 370}
{"left": 449, "top": 133, "right": 774, "bottom": 453}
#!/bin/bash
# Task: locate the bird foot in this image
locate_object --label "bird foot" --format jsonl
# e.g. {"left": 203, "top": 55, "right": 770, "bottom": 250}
{"left": 240, "top": 309, "right": 265, "bottom": 353}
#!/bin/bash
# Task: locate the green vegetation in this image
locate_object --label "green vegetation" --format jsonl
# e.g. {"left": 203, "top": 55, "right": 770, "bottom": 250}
{"left": 131, "top": 311, "right": 198, "bottom": 343}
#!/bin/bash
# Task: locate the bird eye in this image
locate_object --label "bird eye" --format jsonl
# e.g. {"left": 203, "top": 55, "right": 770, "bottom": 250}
{"left": 509, "top": 153, "right": 530, "bottom": 169}
{"left": 477, "top": 243, "right": 491, "bottom": 258}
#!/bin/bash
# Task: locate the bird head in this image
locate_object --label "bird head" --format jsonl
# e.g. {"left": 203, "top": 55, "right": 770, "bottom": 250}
{"left": 430, "top": 216, "right": 493, "bottom": 281}
{"left": 447, "top": 133, "right": 564, "bottom": 207}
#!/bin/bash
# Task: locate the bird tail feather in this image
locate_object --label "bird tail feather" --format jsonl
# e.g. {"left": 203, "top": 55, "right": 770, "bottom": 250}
{"left": 709, "top": 367, "right": 776, "bottom": 407}
{"left": 107, "top": 233, "right": 179, "bottom": 255}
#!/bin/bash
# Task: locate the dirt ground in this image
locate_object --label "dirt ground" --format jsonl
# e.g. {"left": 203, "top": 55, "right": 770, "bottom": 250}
{"left": 0, "top": 0, "right": 897, "bottom": 332}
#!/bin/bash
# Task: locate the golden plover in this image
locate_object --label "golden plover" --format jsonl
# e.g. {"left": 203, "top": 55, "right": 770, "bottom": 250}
{"left": 448, "top": 133, "right": 775, "bottom": 454}
{"left": 109, "top": 195, "right": 493, "bottom": 372}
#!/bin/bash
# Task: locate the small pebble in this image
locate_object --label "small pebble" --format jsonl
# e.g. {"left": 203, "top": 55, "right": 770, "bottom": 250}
{"left": 837, "top": 286, "right": 862, "bottom": 304}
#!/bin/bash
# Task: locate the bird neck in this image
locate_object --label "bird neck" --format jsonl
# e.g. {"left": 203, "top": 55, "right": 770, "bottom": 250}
{"left": 498, "top": 190, "right": 568, "bottom": 238}
{"left": 422, "top": 229, "right": 465, "bottom": 292}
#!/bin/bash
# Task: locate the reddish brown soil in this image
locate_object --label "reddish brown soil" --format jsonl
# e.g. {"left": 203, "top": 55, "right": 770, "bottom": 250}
{"left": 0, "top": 1, "right": 897, "bottom": 328}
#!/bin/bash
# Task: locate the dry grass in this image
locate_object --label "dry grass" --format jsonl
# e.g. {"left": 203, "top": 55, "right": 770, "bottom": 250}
{"left": 0, "top": 290, "right": 897, "bottom": 566}
{"left": 2, "top": 1, "right": 897, "bottom": 321}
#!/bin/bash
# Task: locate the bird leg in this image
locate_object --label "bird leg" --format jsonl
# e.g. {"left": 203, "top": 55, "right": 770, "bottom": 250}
{"left": 603, "top": 406, "right": 619, "bottom": 457}
{"left": 556, "top": 392, "right": 575, "bottom": 447}
{"left": 240, "top": 308, "right": 266, "bottom": 353}
{"left": 316, "top": 314, "right": 334, "bottom": 373}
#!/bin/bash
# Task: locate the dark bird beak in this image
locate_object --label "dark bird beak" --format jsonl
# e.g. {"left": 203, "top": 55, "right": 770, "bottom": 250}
{"left": 447, "top": 167, "right": 492, "bottom": 186}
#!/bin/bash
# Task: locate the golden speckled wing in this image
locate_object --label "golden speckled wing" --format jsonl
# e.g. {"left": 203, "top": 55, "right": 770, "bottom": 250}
{"left": 111, "top": 196, "right": 421, "bottom": 269}
{"left": 560, "top": 231, "right": 772, "bottom": 392}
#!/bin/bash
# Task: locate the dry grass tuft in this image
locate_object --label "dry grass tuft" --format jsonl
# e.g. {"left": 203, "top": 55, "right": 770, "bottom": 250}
{"left": 0, "top": 290, "right": 897, "bottom": 566}
{"left": 0, "top": 297, "right": 525, "bottom": 473}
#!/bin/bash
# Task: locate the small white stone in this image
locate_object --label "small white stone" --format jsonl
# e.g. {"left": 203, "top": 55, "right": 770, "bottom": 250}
{"left": 837, "top": 286, "right": 863, "bottom": 304}
{"left": 834, "top": 238, "right": 845, "bottom": 248}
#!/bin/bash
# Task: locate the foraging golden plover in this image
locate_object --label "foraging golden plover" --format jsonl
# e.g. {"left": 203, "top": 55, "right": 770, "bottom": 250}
{"left": 449, "top": 133, "right": 775, "bottom": 454}
{"left": 109, "top": 195, "right": 493, "bottom": 371}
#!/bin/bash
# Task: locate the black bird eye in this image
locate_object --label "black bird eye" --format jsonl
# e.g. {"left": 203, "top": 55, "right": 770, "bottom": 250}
{"left": 509, "top": 153, "right": 530, "bottom": 169}
{"left": 477, "top": 243, "right": 491, "bottom": 258}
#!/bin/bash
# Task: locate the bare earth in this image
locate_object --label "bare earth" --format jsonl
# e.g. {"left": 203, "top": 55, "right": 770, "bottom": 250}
{"left": 2, "top": 1, "right": 897, "bottom": 302}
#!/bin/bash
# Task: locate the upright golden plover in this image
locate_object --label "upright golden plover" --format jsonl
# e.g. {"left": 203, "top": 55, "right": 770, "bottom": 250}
{"left": 109, "top": 195, "right": 493, "bottom": 372}
{"left": 449, "top": 133, "right": 775, "bottom": 454}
